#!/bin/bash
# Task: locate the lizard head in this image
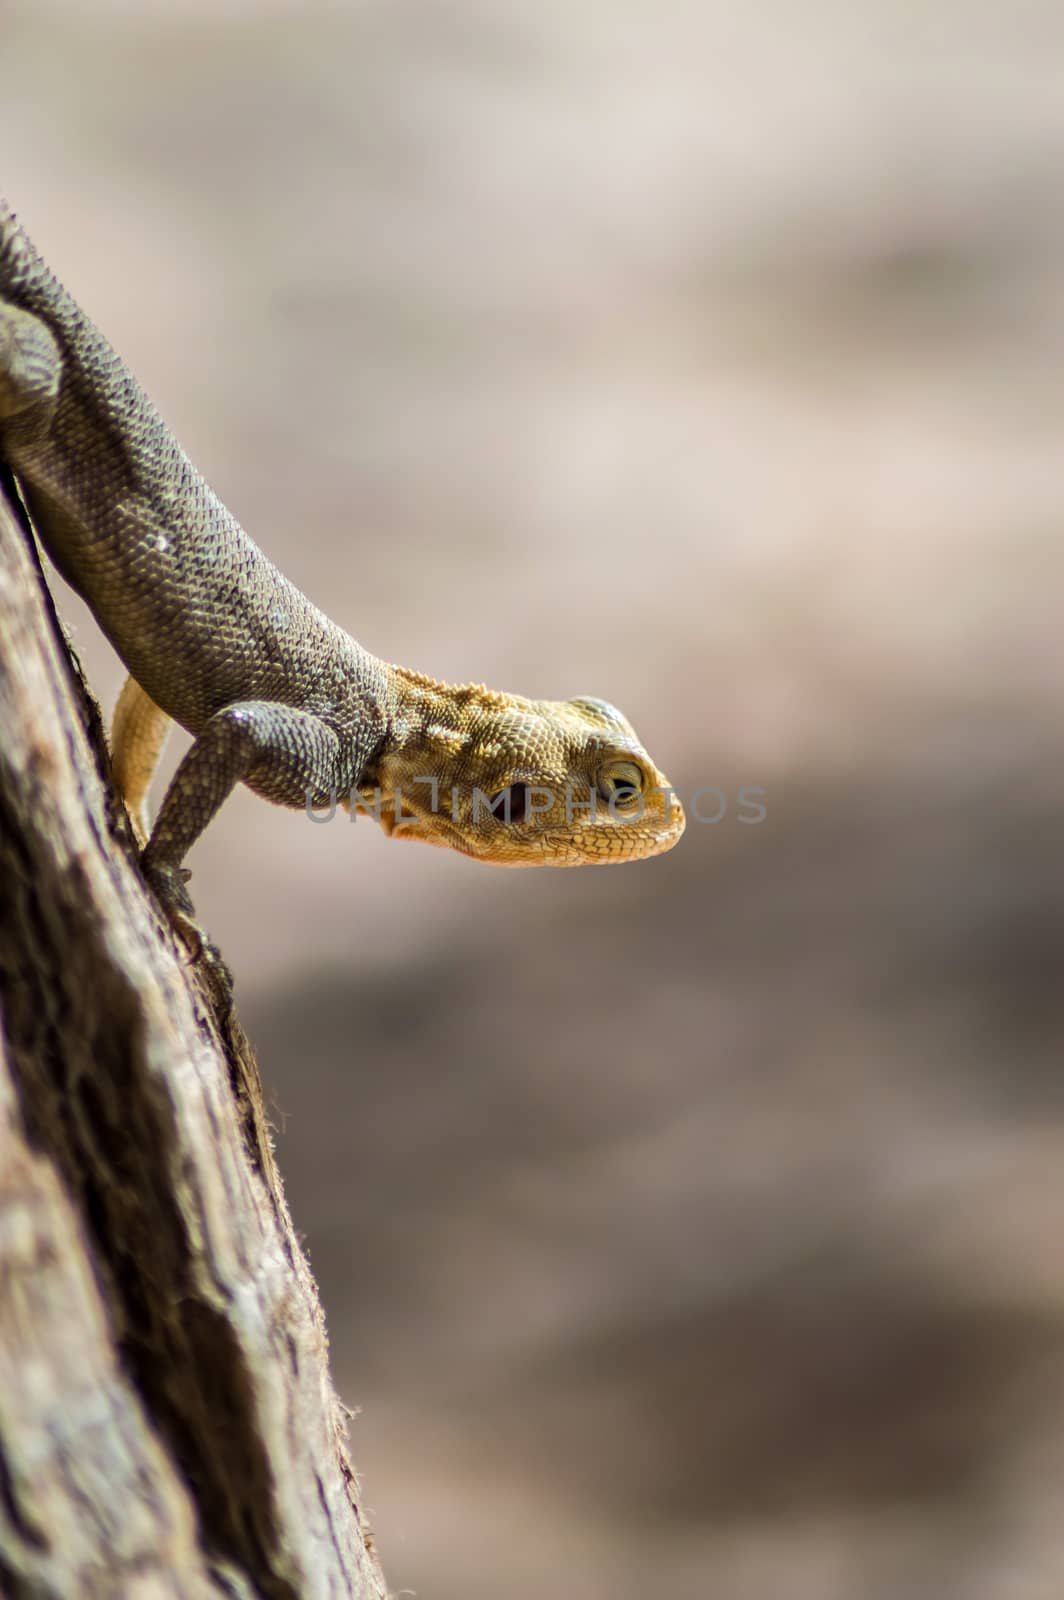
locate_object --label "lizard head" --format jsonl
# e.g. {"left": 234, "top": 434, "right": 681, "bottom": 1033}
{"left": 363, "top": 676, "right": 685, "bottom": 866}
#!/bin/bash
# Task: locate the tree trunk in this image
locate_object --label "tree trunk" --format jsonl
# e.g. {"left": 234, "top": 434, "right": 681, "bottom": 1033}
{"left": 0, "top": 478, "right": 386, "bottom": 1599}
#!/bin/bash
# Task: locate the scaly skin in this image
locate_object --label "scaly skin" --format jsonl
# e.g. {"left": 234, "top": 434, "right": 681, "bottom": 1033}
{"left": 0, "top": 200, "right": 684, "bottom": 959}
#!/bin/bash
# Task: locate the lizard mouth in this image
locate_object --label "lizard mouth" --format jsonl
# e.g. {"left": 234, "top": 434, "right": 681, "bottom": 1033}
{"left": 370, "top": 783, "right": 686, "bottom": 865}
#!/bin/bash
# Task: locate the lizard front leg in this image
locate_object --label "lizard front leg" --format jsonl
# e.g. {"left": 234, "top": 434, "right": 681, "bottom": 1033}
{"left": 142, "top": 700, "right": 346, "bottom": 972}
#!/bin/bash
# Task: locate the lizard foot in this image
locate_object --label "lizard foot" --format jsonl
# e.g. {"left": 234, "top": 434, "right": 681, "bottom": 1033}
{"left": 141, "top": 856, "right": 234, "bottom": 1010}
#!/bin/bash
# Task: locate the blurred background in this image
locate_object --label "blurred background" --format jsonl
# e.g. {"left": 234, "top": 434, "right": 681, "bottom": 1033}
{"left": 4, "top": 1, "right": 1064, "bottom": 1594}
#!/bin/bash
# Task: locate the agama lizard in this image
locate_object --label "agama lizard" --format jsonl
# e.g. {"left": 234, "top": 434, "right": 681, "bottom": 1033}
{"left": 0, "top": 201, "right": 684, "bottom": 964}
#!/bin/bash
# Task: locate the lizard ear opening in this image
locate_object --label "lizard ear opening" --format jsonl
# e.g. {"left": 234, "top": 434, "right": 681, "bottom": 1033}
{"left": 488, "top": 783, "right": 533, "bottom": 824}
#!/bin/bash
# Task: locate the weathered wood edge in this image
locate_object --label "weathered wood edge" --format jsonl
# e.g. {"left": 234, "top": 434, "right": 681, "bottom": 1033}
{"left": 0, "top": 480, "right": 387, "bottom": 1599}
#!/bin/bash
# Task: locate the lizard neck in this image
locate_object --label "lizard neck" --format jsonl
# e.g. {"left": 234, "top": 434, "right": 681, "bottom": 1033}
{"left": 384, "top": 663, "right": 514, "bottom": 769}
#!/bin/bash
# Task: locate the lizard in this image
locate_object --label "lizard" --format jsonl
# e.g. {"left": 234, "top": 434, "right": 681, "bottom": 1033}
{"left": 0, "top": 199, "right": 684, "bottom": 976}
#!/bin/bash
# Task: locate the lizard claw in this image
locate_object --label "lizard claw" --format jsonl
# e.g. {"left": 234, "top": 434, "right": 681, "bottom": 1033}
{"left": 141, "top": 854, "right": 234, "bottom": 1008}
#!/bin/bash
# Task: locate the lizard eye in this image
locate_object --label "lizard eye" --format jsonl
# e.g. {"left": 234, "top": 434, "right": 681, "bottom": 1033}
{"left": 596, "top": 761, "right": 644, "bottom": 811}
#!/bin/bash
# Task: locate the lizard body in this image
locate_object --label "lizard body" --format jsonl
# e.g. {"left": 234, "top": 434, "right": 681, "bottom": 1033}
{"left": 0, "top": 201, "right": 683, "bottom": 953}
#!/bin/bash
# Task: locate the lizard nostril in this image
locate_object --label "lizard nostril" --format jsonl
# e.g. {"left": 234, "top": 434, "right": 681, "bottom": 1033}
{"left": 488, "top": 783, "right": 531, "bottom": 824}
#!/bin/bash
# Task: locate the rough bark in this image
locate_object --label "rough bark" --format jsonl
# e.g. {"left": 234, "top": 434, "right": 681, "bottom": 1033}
{"left": 0, "top": 479, "right": 386, "bottom": 1598}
